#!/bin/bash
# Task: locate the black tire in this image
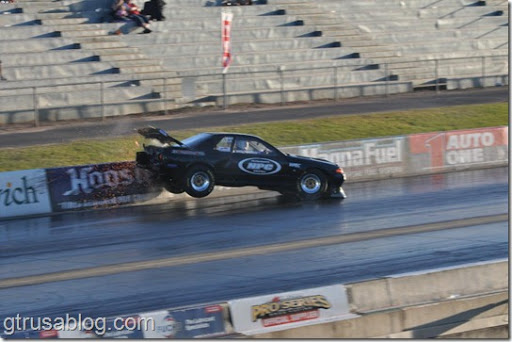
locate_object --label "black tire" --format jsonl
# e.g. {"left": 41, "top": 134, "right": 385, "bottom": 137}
{"left": 296, "top": 169, "right": 327, "bottom": 201}
{"left": 184, "top": 165, "right": 215, "bottom": 198}
{"left": 163, "top": 180, "right": 184, "bottom": 194}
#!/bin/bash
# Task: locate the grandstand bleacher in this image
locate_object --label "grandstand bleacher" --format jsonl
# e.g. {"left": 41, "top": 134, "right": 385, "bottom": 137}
{"left": 0, "top": 0, "right": 508, "bottom": 124}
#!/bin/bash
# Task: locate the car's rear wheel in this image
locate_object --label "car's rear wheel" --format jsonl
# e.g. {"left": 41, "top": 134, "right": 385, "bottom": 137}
{"left": 296, "top": 170, "right": 327, "bottom": 200}
{"left": 184, "top": 165, "right": 215, "bottom": 198}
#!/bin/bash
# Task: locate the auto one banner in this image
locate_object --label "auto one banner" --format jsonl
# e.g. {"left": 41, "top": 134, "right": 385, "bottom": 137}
{"left": 45, "top": 161, "right": 161, "bottom": 212}
{"left": 408, "top": 126, "right": 508, "bottom": 171}
{"left": 0, "top": 169, "right": 51, "bottom": 218}
{"left": 228, "top": 285, "right": 358, "bottom": 335}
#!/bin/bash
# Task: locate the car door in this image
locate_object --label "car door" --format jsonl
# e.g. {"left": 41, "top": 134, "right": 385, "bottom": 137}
{"left": 229, "top": 137, "right": 289, "bottom": 186}
{"left": 208, "top": 135, "right": 235, "bottom": 183}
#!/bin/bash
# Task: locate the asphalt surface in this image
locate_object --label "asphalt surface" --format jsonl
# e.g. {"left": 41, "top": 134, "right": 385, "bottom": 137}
{"left": 0, "top": 87, "right": 508, "bottom": 148}
{"left": 0, "top": 167, "right": 508, "bottom": 323}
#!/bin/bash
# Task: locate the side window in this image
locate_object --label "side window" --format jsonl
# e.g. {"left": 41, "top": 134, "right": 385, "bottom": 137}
{"left": 251, "top": 141, "right": 274, "bottom": 155}
{"left": 234, "top": 138, "right": 274, "bottom": 154}
{"left": 215, "top": 136, "right": 233, "bottom": 152}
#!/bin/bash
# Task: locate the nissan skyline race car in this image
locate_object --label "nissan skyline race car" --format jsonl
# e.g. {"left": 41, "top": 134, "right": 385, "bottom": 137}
{"left": 135, "top": 127, "right": 346, "bottom": 200}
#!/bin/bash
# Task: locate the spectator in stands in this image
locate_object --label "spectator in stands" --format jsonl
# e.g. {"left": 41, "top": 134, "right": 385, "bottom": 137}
{"left": 112, "top": 0, "right": 129, "bottom": 21}
{"left": 112, "top": 0, "right": 152, "bottom": 34}
{"left": 141, "top": 0, "right": 166, "bottom": 21}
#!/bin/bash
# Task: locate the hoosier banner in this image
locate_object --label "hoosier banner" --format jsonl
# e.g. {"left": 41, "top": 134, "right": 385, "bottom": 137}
{"left": 45, "top": 161, "right": 161, "bottom": 212}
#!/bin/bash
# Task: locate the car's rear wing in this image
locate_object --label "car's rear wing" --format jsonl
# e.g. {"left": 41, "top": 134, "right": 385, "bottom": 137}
{"left": 137, "top": 127, "right": 185, "bottom": 146}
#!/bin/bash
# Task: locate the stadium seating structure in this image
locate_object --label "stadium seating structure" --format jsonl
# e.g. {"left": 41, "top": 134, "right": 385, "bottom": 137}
{"left": 0, "top": 0, "right": 508, "bottom": 124}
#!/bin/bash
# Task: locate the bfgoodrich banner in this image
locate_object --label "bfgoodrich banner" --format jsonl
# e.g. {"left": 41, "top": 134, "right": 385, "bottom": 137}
{"left": 0, "top": 169, "right": 51, "bottom": 218}
{"left": 45, "top": 161, "right": 161, "bottom": 212}
{"left": 228, "top": 285, "right": 358, "bottom": 335}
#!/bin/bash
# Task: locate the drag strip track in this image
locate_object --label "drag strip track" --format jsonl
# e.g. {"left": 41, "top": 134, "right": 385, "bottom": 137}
{"left": 0, "top": 167, "right": 508, "bottom": 323}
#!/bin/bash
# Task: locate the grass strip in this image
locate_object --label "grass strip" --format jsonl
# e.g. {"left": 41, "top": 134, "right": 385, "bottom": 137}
{"left": 0, "top": 102, "right": 507, "bottom": 172}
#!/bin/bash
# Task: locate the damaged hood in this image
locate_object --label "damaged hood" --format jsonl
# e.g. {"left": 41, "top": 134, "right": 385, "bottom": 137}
{"left": 137, "top": 127, "right": 185, "bottom": 146}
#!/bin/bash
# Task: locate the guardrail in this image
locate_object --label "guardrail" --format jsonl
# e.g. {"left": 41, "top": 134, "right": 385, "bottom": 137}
{"left": 0, "top": 54, "right": 507, "bottom": 126}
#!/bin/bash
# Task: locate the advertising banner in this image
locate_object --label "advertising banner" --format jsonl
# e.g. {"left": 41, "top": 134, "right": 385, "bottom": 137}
{"left": 140, "top": 303, "right": 230, "bottom": 338}
{"left": 45, "top": 161, "right": 161, "bottom": 212}
{"left": 2, "top": 329, "right": 59, "bottom": 339}
{"left": 408, "top": 126, "right": 508, "bottom": 171}
{"left": 0, "top": 169, "right": 51, "bottom": 218}
{"left": 282, "top": 136, "right": 407, "bottom": 180}
{"left": 98, "top": 316, "right": 144, "bottom": 339}
{"left": 228, "top": 285, "right": 358, "bottom": 335}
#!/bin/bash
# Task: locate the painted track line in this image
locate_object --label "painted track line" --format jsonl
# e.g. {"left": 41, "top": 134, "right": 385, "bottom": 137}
{"left": 0, "top": 213, "right": 507, "bottom": 289}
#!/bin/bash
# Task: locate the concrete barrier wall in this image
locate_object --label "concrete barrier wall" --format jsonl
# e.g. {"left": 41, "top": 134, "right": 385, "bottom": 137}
{"left": 0, "top": 126, "right": 508, "bottom": 219}
{"left": 250, "top": 261, "right": 509, "bottom": 338}
{"left": 347, "top": 260, "right": 509, "bottom": 313}
{"left": 252, "top": 292, "right": 509, "bottom": 338}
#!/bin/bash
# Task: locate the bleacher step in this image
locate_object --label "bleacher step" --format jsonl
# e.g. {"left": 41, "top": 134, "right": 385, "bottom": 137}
{"left": 40, "top": 18, "right": 88, "bottom": 25}
{"left": 85, "top": 47, "right": 142, "bottom": 55}
{"left": 99, "top": 54, "right": 148, "bottom": 62}
{"left": 58, "top": 29, "right": 109, "bottom": 37}
{"left": 78, "top": 41, "right": 128, "bottom": 49}
{"left": 118, "top": 65, "right": 168, "bottom": 73}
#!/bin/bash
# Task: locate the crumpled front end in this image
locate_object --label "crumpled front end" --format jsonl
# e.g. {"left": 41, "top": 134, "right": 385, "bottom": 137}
{"left": 327, "top": 169, "right": 347, "bottom": 199}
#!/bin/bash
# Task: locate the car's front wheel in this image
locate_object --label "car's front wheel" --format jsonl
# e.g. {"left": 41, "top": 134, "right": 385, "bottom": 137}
{"left": 184, "top": 165, "right": 215, "bottom": 198}
{"left": 296, "top": 170, "right": 327, "bottom": 200}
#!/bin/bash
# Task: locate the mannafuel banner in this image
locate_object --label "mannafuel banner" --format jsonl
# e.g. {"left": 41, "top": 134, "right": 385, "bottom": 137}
{"left": 0, "top": 169, "right": 51, "bottom": 218}
{"left": 283, "top": 136, "right": 407, "bottom": 179}
{"left": 228, "top": 285, "right": 358, "bottom": 335}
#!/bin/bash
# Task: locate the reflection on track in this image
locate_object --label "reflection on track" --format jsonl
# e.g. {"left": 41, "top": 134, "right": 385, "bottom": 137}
{"left": 1, "top": 214, "right": 505, "bottom": 290}
{"left": 0, "top": 167, "right": 508, "bottom": 321}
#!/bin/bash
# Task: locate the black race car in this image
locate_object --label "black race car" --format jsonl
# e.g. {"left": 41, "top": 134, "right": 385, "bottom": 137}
{"left": 136, "top": 127, "right": 346, "bottom": 200}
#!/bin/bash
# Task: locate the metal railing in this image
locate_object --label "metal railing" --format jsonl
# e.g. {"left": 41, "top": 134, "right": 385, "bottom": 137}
{"left": 0, "top": 54, "right": 508, "bottom": 127}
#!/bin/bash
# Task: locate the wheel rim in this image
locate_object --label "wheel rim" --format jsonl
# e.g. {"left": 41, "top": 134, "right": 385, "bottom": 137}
{"left": 300, "top": 174, "right": 322, "bottom": 194}
{"left": 191, "top": 171, "right": 210, "bottom": 192}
